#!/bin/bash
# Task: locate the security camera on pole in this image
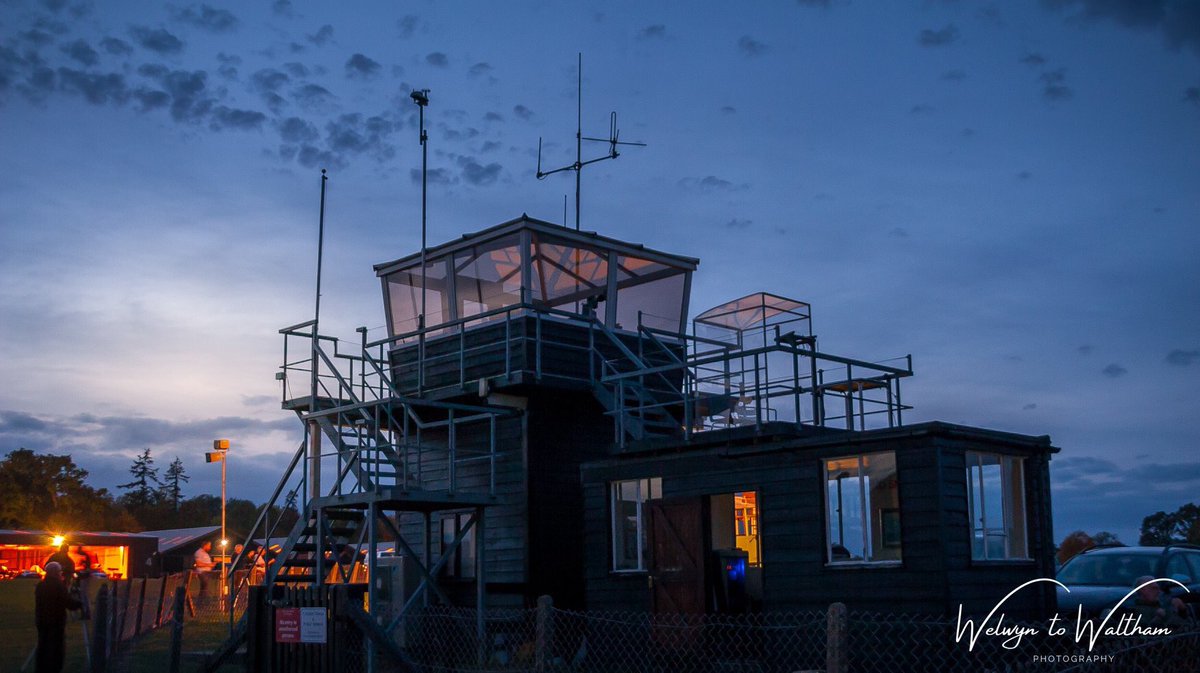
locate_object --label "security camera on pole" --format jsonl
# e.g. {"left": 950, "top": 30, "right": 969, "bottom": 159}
{"left": 206, "top": 439, "right": 231, "bottom": 602}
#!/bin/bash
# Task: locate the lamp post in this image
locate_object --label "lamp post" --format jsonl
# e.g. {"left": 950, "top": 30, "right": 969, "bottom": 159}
{"left": 206, "top": 439, "right": 230, "bottom": 599}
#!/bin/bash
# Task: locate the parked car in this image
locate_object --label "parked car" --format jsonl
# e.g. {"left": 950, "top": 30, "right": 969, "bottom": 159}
{"left": 1056, "top": 544, "right": 1200, "bottom": 617}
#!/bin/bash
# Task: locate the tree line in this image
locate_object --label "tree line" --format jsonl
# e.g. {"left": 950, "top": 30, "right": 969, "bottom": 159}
{"left": 0, "top": 447, "right": 298, "bottom": 535}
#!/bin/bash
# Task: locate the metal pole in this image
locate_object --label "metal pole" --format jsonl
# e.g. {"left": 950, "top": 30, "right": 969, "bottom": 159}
{"left": 575, "top": 52, "right": 582, "bottom": 230}
{"left": 311, "top": 169, "right": 328, "bottom": 403}
{"left": 221, "top": 450, "right": 227, "bottom": 605}
{"left": 412, "top": 89, "right": 430, "bottom": 391}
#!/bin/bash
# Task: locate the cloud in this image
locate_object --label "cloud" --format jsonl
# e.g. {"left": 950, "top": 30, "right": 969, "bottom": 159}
{"left": 397, "top": 15, "right": 419, "bottom": 38}
{"left": 638, "top": 24, "right": 667, "bottom": 40}
{"left": 129, "top": 26, "right": 185, "bottom": 55}
{"left": 720, "top": 105, "right": 736, "bottom": 114}
{"left": 468, "top": 62, "right": 493, "bottom": 78}
{"left": 170, "top": 4, "right": 239, "bottom": 33}
{"left": 0, "top": 409, "right": 296, "bottom": 457}
{"left": 99, "top": 37, "right": 133, "bottom": 56}
{"left": 426, "top": 52, "right": 449, "bottom": 67}
{"left": 131, "top": 88, "right": 169, "bottom": 112}
{"left": 795, "top": 0, "right": 830, "bottom": 6}
{"left": 1101, "top": 363, "right": 1128, "bottom": 378}
{"left": 40, "top": 0, "right": 69, "bottom": 12}
{"left": 283, "top": 62, "right": 309, "bottom": 78}
{"left": 251, "top": 68, "right": 289, "bottom": 93}
{"left": 918, "top": 24, "right": 959, "bottom": 46}
{"left": 483, "top": 111, "right": 503, "bottom": 123}
{"left": 1041, "top": 0, "right": 1200, "bottom": 56}
{"left": 737, "top": 35, "right": 769, "bottom": 56}
{"left": 1020, "top": 52, "right": 1047, "bottom": 67}
{"left": 278, "top": 116, "right": 318, "bottom": 143}
{"left": 941, "top": 69, "right": 966, "bottom": 82}
{"left": 209, "top": 105, "right": 267, "bottom": 131}
{"left": 481, "top": 140, "right": 502, "bottom": 153}
{"left": 457, "top": 156, "right": 502, "bottom": 185}
{"left": 62, "top": 39, "right": 99, "bottom": 66}
{"left": 1185, "top": 87, "right": 1200, "bottom": 105}
{"left": 345, "top": 53, "right": 381, "bottom": 79}
{"left": 319, "top": 112, "right": 400, "bottom": 165}
{"left": 272, "top": 0, "right": 293, "bottom": 17}
{"left": 410, "top": 167, "right": 452, "bottom": 185}
{"left": 888, "top": 227, "right": 909, "bottom": 238}
{"left": 1023, "top": 403, "right": 1037, "bottom": 410}
{"left": 910, "top": 104, "right": 934, "bottom": 114}
{"left": 1016, "top": 170, "right": 1032, "bottom": 180}
{"left": 1040, "top": 68, "right": 1073, "bottom": 101}
{"left": 57, "top": 68, "right": 128, "bottom": 105}
{"left": 513, "top": 104, "right": 533, "bottom": 120}
{"left": 1078, "top": 344, "right": 1093, "bottom": 355}
{"left": 307, "top": 25, "right": 334, "bottom": 46}
{"left": 725, "top": 218, "right": 752, "bottom": 229}
{"left": 679, "top": 176, "right": 749, "bottom": 192}
{"left": 292, "top": 83, "right": 335, "bottom": 110}
{"left": 155, "top": 69, "right": 213, "bottom": 123}
{"left": 215, "top": 52, "right": 240, "bottom": 80}
{"left": 1165, "top": 349, "right": 1200, "bottom": 366}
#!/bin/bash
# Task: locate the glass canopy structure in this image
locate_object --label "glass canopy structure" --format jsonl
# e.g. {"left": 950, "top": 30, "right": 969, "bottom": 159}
{"left": 374, "top": 216, "right": 698, "bottom": 339}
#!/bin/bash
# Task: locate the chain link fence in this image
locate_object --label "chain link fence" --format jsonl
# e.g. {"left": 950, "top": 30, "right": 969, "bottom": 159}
{"left": 57, "top": 585, "right": 1200, "bottom": 673}
{"left": 396, "top": 603, "right": 1200, "bottom": 673}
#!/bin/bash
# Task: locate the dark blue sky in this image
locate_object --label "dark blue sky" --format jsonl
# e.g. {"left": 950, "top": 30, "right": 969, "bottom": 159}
{"left": 1, "top": 0, "right": 1198, "bottom": 543}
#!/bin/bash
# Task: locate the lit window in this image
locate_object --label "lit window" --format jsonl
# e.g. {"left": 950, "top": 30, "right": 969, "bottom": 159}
{"left": 966, "top": 452, "right": 1027, "bottom": 560}
{"left": 825, "top": 452, "right": 901, "bottom": 564}
{"left": 610, "top": 478, "right": 662, "bottom": 571}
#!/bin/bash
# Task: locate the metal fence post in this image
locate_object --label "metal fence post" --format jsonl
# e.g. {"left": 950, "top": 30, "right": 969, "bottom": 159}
{"left": 90, "top": 584, "right": 109, "bottom": 673}
{"left": 535, "top": 595, "right": 554, "bottom": 672}
{"left": 168, "top": 585, "right": 186, "bottom": 673}
{"left": 826, "top": 602, "right": 847, "bottom": 673}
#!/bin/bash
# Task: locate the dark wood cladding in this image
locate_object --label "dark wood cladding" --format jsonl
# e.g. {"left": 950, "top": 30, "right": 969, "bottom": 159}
{"left": 388, "top": 315, "right": 683, "bottom": 399}
{"left": 581, "top": 422, "right": 1058, "bottom": 618}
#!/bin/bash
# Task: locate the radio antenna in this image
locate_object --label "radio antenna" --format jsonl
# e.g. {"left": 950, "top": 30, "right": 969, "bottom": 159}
{"left": 536, "top": 53, "right": 646, "bottom": 231}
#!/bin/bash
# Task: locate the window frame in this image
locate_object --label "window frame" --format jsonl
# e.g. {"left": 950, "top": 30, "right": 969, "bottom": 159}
{"left": 965, "top": 451, "right": 1030, "bottom": 561}
{"left": 609, "top": 477, "right": 662, "bottom": 573}
{"left": 823, "top": 451, "right": 902, "bottom": 567}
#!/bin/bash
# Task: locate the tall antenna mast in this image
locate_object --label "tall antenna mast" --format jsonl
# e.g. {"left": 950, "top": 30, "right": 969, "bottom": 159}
{"left": 536, "top": 53, "right": 646, "bottom": 231}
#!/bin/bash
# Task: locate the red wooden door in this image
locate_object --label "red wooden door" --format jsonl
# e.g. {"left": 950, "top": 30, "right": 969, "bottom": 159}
{"left": 647, "top": 497, "right": 706, "bottom": 615}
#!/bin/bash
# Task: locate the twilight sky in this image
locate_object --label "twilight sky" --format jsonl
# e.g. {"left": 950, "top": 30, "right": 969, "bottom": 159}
{"left": 1, "top": 0, "right": 1198, "bottom": 543}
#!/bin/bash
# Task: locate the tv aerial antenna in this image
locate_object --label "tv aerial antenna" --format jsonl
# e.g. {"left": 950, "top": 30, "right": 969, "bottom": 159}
{"left": 536, "top": 53, "right": 646, "bottom": 231}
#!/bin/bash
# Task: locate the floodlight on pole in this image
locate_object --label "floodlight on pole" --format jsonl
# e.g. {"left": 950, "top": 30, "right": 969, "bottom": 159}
{"left": 211, "top": 439, "right": 230, "bottom": 602}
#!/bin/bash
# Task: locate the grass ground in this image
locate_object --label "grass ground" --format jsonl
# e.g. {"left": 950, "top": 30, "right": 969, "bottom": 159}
{"left": 0, "top": 580, "right": 239, "bottom": 673}
{"left": 0, "top": 579, "right": 101, "bottom": 672}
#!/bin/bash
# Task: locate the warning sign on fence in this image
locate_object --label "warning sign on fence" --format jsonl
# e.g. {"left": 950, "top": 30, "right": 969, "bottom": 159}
{"left": 275, "top": 607, "right": 327, "bottom": 644}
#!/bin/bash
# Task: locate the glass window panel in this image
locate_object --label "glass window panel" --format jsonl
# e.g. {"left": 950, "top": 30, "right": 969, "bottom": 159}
{"left": 826, "top": 452, "right": 899, "bottom": 564}
{"left": 966, "top": 452, "right": 1028, "bottom": 560}
{"left": 385, "top": 258, "right": 451, "bottom": 335}
{"left": 453, "top": 234, "right": 523, "bottom": 325}
{"left": 611, "top": 477, "right": 661, "bottom": 571}
{"left": 614, "top": 272, "right": 686, "bottom": 332}
{"left": 530, "top": 236, "right": 609, "bottom": 308}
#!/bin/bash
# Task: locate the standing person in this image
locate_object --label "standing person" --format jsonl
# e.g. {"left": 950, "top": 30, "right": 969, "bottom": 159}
{"left": 45, "top": 543, "right": 75, "bottom": 586}
{"left": 73, "top": 546, "right": 93, "bottom": 619}
{"left": 193, "top": 541, "right": 215, "bottom": 600}
{"left": 34, "top": 562, "right": 81, "bottom": 673}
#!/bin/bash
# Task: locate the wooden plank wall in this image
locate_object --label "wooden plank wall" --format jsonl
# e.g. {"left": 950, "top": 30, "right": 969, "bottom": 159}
{"left": 582, "top": 428, "right": 1056, "bottom": 618}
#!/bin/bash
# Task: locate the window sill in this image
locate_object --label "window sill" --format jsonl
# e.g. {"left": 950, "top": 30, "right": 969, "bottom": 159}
{"left": 610, "top": 569, "right": 649, "bottom": 576}
{"left": 824, "top": 560, "right": 903, "bottom": 569}
{"left": 970, "top": 558, "right": 1036, "bottom": 566}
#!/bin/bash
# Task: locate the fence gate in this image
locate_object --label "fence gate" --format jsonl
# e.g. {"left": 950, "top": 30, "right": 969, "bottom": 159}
{"left": 245, "top": 583, "right": 368, "bottom": 673}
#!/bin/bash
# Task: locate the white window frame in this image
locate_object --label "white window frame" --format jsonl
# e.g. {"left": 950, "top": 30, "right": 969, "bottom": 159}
{"left": 966, "top": 452, "right": 1029, "bottom": 561}
{"left": 610, "top": 477, "right": 661, "bottom": 572}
